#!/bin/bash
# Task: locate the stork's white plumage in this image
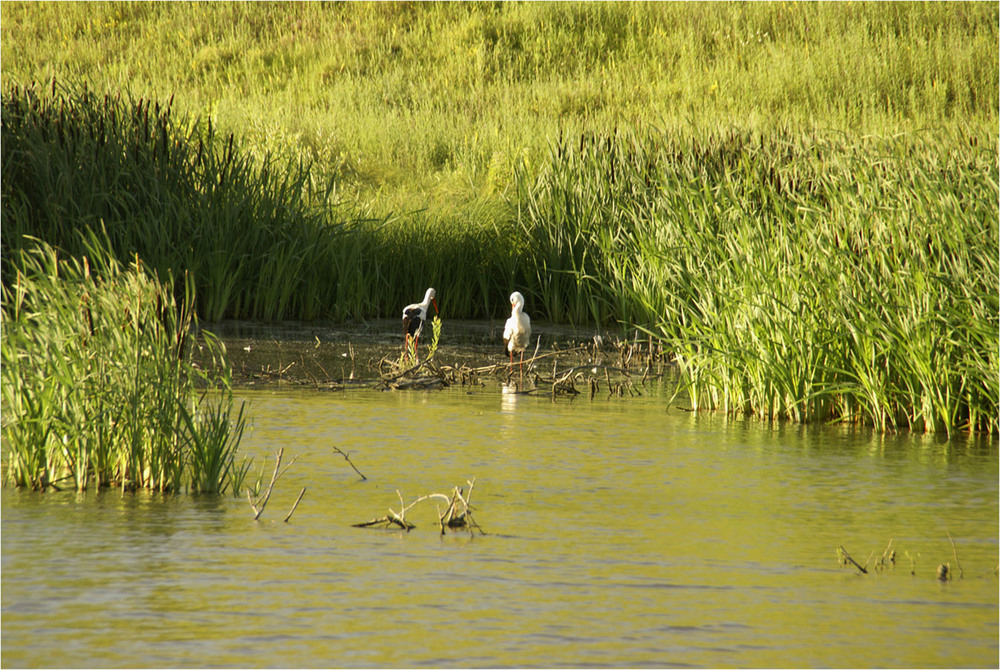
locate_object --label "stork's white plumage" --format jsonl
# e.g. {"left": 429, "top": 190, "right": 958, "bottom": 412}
{"left": 503, "top": 291, "right": 531, "bottom": 376}
{"left": 402, "top": 287, "right": 438, "bottom": 360}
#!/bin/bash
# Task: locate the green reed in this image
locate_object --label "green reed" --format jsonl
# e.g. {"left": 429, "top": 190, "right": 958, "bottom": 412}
{"left": 514, "top": 127, "right": 998, "bottom": 435}
{"left": 1, "top": 238, "right": 248, "bottom": 492}
{"left": 1, "top": 81, "right": 343, "bottom": 322}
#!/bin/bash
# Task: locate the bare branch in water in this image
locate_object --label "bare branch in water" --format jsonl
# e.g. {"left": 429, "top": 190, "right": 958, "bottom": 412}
{"left": 246, "top": 447, "right": 299, "bottom": 521}
{"left": 837, "top": 545, "right": 868, "bottom": 574}
{"left": 353, "top": 478, "right": 486, "bottom": 536}
{"left": 284, "top": 488, "right": 306, "bottom": 522}
{"left": 332, "top": 445, "right": 367, "bottom": 480}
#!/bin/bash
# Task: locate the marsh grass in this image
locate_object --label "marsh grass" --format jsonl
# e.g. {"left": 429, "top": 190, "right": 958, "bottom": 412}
{"left": 1, "top": 4, "right": 996, "bottom": 435}
{"left": 1, "top": 82, "right": 526, "bottom": 323}
{"left": 0, "top": 80, "right": 347, "bottom": 322}
{"left": 2, "top": 82, "right": 995, "bottom": 435}
{"left": 515, "top": 127, "right": 998, "bottom": 434}
{"left": 1, "top": 239, "right": 248, "bottom": 492}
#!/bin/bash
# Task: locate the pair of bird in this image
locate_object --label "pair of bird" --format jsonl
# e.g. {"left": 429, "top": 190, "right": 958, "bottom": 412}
{"left": 402, "top": 288, "right": 532, "bottom": 374}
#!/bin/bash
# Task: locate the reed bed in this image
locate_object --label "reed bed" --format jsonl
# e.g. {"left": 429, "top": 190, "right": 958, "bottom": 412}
{"left": 1, "top": 239, "right": 249, "bottom": 493}
{"left": 1, "top": 81, "right": 345, "bottom": 322}
{"left": 514, "top": 127, "right": 998, "bottom": 435}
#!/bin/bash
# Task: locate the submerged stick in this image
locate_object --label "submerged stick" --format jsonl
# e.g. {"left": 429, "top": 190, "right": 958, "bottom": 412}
{"left": 946, "top": 531, "right": 964, "bottom": 579}
{"left": 838, "top": 545, "right": 868, "bottom": 574}
{"left": 284, "top": 487, "right": 306, "bottom": 522}
{"left": 332, "top": 445, "right": 367, "bottom": 480}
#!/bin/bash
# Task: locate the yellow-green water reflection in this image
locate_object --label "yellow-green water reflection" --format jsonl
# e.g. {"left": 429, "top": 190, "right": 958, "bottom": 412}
{"left": 2, "top": 387, "right": 997, "bottom": 667}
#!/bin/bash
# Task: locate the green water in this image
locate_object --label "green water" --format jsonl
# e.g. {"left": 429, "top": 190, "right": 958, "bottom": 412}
{"left": 2, "top": 385, "right": 997, "bottom": 668}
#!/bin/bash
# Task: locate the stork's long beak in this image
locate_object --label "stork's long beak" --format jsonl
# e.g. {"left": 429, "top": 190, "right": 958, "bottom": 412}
{"left": 432, "top": 298, "right": 439, "bottom": 314}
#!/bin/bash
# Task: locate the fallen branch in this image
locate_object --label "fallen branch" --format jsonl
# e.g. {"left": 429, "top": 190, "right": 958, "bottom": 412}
{"left": 332, "top": 445, "right": 367, "bottom": 480}
{"left": 838, "top": 545, "right": 868, "bottom": 574}
{"left": 463, "top": 345, "right": 590, "bottom": 376}
{"left": 246, "top": 447, "right": 300, "bottom": 521}
{"left": 354, "top": 512, "right": 416, "bottom": 530}
{"left": 353, "top": 479, "right": 486, "bottom": 536}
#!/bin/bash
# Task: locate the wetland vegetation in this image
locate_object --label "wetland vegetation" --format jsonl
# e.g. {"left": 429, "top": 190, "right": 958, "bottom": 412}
{"left": 1, "top": 2, "right": 997, "bottom": 489}
{"left": 1, "top": 239, "right": 248, "bottom": 492}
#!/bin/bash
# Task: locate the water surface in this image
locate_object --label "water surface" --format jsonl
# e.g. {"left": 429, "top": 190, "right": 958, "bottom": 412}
{"left": 3, "top": 383, "right": 997, "bottom": 668}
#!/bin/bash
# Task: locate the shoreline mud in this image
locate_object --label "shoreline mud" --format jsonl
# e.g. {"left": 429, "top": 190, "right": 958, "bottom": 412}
{"left": 201, "top": 319, "right": 674, "bottom": 391}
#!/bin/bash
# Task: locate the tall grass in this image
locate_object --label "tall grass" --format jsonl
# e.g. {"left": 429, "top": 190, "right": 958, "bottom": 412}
{"left": 1, "top": 237, "right": 249, "bottom": 492}
{"left": 514, "top": 127, "right": 998, "bottom": 434}
{"left": 1, "top": 2, "right": 995, "bottom": 207}
{"left": 0, "top": 82, "right": 533, "bottom": 323}
{"left": 0, "top": 80, "right": 349, "bottom": 321}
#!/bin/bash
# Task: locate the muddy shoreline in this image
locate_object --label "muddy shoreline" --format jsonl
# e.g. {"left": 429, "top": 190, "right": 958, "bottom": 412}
{"left": 201, "top": 319, "right": 674, "bottom": 391}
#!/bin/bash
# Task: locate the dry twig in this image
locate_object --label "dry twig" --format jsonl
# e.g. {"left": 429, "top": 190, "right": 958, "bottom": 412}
{"left": 246, "top": 447, "right": 300, "bottom": 521}
{"left": 838, "top": 545, "right": 868, "bottom": 574}
{"left": 332, "top": 445, "right": 367, "bottom": 480}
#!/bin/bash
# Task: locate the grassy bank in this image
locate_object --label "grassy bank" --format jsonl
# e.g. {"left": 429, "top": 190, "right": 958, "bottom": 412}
{"left": 1, "top": 2, "right": 995, "bottom": 207}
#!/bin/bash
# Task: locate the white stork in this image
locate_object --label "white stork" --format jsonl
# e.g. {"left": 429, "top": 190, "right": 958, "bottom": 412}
{"left": 402, "top": 287, "right": 438, "bottom": 360}
{"left": 503, "top": 291, "right": 531, "bottom": 377}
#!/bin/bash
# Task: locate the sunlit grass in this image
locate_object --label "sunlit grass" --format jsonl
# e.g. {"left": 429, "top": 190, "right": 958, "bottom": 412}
{"left": 1, "top": 238, "right": 249, "bottom": 492}
{"left": 1, "top": 2, "right": 994, "bottom": 207}
{"left": 513, "top": 127, "right": 998, "bottom": 434}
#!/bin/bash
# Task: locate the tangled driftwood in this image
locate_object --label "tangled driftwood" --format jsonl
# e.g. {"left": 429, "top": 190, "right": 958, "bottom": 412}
{"left": 377, "top": 355, "right": 454, "bottom": 390}
{"left": 353, "top": 478, "right": 485, "bottom": 536}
